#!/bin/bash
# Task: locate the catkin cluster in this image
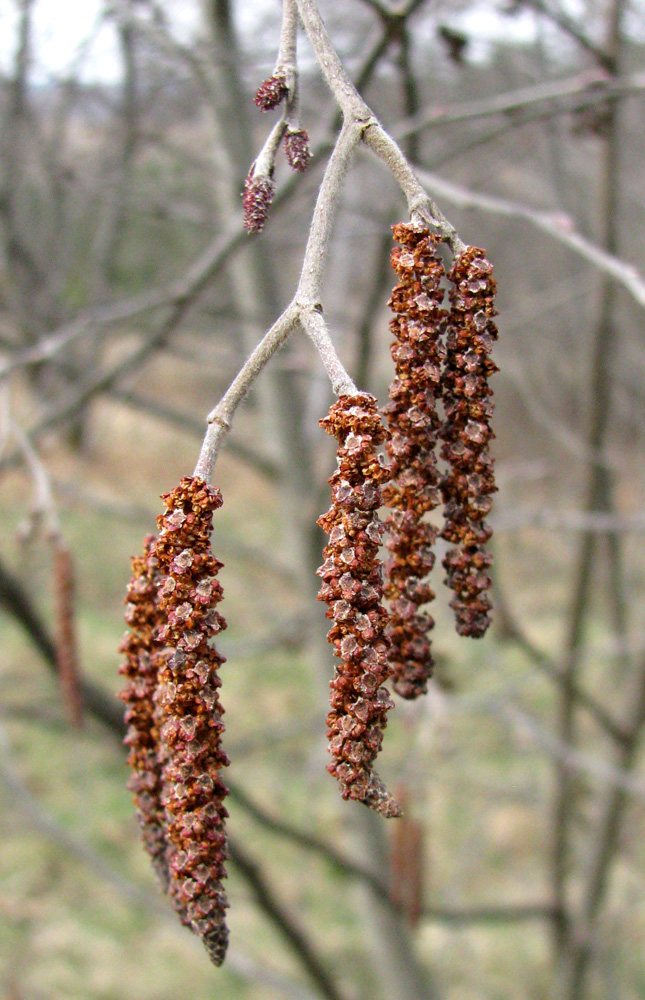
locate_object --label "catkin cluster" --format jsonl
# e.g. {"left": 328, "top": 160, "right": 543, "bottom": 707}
{"left": 317, "top": 393, "right": 400, "bottom": 818}
{"left": 382, "top": 223, "right": 447, "bottom": 699}
{"left": 120, "top": 222, "right": 499, "bottom": 967}
{"left": 244, "top": 74, "right": 312, "bottom": 233}
{"left": 119, "top": 477, "right": 229, "bottom": 966}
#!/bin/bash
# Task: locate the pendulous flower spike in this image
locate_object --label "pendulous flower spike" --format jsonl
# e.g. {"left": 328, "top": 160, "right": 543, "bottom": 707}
{"left": 382, "top": 222, "right": 447, "bottom": 699}
{"left": 317, "top": 393, "right": 401, "bottom": 818}
{"left": 153, "top": 476, "right": 230, "bottom": 966}
{"left": 440, "top": 247, "right": 498, "bottom": 638}
{"left": 119, "top": 534, "right": 170, "bottom": 892}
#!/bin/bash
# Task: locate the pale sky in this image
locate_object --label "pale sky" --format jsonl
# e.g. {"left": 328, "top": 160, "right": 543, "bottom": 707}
{"left": 0, "top": 0, "right": 642, "bottom": 85}
{"left": 0, "top": 0, "right": 538, "bottom": 84}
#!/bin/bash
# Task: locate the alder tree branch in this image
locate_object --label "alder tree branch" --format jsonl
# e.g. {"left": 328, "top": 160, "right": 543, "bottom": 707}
{"left": 394, "top": 69, "right": 645, "bottom": 139}
{"left": 412, "top": 168, "right": 645, "bottom": 310}
{"left": 521, "top": 0, "right": 614, "bottom": 71}
{"left": 191, "top": 0, "right": 475, "bottom": 485}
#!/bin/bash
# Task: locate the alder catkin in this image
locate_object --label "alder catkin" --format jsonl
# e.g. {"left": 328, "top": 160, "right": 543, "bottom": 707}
{"left": 383, "top": 222, "right": 447, "bottom": 699}
{"left": 119, "top": 535, "right": 170, "bottom": 891}
{"left": 284, "top": 129, "right": 312, "bottom": 172}
{"left": 243, "top": 169, "right": 276, "bottom": 234}
{"left": 153, "top": 476, "right": 230, "bottom": 967}
{"left": 254, "top": 73, "right": 288, "bottom": 111}
{"left": 317, "top": 393, "right": 401, "bottom": 818}
{"left": 53, "top": 542, "right": 84, "bottom": 728}
{"left": 440, "top": 247, "right": 498, "bottom": 638}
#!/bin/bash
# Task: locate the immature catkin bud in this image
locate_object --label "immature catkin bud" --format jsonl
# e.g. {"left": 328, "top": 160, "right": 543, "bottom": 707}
{"left": 153, "top": 477, "right": 230, "bottom": 967}
{"left": 317, "top": 394, "right": 401, "bottom": 819}
{"left": 53, "top": 542, "right": 84, "bottom": 728}
{"left": 389, "top": 785, "right": 425, "bottom": 927}
{"left": 119, "top": 535, "right": 170, "bottom": 891}
{"left": 254, "top": 73, "right": 288, "bottom": 111}
{"left": 440, "top": 247, "right": 498, "bottom": 638}
{"left": 383, "top": 223, "right": 447, "bottom": 699}
{"left": 284, "top": 129, "right": 312, "bottom": 172}
{"left": 243, "top": 168, "right": 275, "bottom": 233}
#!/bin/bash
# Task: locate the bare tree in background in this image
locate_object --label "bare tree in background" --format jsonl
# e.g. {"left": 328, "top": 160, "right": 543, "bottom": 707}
{"left": 1, "top": 2, "right": 645, "bottom": 999}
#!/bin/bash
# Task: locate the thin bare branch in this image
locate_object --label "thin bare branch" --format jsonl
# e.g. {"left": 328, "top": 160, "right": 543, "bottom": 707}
{"left": 414, "top": 167, "right": 645, "bottom": 309}
{"left": 394, "top": 69, "right": 645, "bottom": 139}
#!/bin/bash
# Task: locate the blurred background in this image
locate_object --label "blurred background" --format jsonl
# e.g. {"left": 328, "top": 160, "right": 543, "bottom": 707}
{"left": 1, "top": 1, "right": 644, "bottom": 998}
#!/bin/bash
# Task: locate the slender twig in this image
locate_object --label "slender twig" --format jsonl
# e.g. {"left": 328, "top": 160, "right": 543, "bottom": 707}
{"left": 195, "top": 122, "right": 364, "bottom": 480}
{"left": 277, "top": 0, "right": 299, "bottom": 72}
{"left": 492, "top": 570, "right": 629, "bottom": 746}
{"left": 296, "top": 122, "right": 364, "bottom": 305}
{"left": 521, "top": 0, "right": 614, "bottom": 71}
{"left": 559, "top": 659, "right": 645, "bottom": 999}
{"left": 300, "top": 308, "right": 357, "bottom": 397}
{"left": 229, "top": 840, "right": 348, "bottom": 1000}
{"left": 394, "top": 70, "right": 645, "bottom": 139}
{"left": 364, "top": 125, "right": 465, "bottom": 252}
{"left": 553, "top": 0, "right": 630, "bottom": 975}
{"left": 413, "top": 167, "right": 645, "bottom": 310}
{"left": 194, "top": 304, "right": 300, "bottom": 481}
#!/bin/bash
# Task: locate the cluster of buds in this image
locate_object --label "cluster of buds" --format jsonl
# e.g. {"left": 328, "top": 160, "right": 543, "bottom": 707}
{"left": 243, "top": 72, "right": 312, "bottom": 233}
{"left": 317, "top": 394, "right": 400, "bottom": 818}
{"left": 382, "top": 223, "right": 447, "bottom": 699}
{"left": 440, "top": 248, "right": 498, "bottom": 638}
{"left": 119, "top": 478, "right": 230, "bottom": 966}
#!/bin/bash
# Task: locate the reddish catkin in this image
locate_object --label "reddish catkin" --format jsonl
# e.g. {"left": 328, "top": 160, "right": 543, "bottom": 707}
{"left": 52, "top": 542, "right": 84, "bottom": 728}
{"left": 254, "top": 73, "right": 288, "bottom": 111}
{"left": 153, "top": 477, "right": 230, "bottom": 967}
{"left": 317, "top": 394, "right": 401, "bottom": 819}
{"left": 284, "top": 129, "right": 312, "bottom": 172}
{"left": 243, "top": 169, "right": 275, "bottom": 234}
{"left": 383, "top": 222, "right": 447, "bottom": 699}
{"left": 119, "top": 535, "right": 170, "bottom": 891}
{"left": 440, "top": 247, "right": 499, "bottom": 638}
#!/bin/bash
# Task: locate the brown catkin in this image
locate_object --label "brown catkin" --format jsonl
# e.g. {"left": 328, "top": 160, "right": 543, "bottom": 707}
{"left": 440, "top": 247, "right": 498, "bottom": 638}
{"left": 383, "top": 222, "right": 447, "bottom": 699}
{"left": 53, "top": 543, "right": 84, "bottom": 728}
{"left": 153, "top": 477, "right": 230, "bottom": 967}
{"left": 119, "top": 535, "right": 170, "bottom": 891}
{"left": 317, "top": 394, "right": 401, "bottom": 818}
